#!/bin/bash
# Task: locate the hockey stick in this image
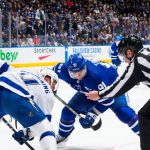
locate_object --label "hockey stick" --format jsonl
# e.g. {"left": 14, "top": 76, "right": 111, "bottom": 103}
{"left": 2, "top": 118, "right": 35, "bottom": 150}
{"left": 54, "top": 94, "right": 102, "bottom": 131}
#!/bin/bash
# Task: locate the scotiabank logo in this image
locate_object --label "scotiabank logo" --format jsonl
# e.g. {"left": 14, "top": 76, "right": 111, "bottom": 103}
{"left": 34, "top": 47, "right": 56, "bottom": 60}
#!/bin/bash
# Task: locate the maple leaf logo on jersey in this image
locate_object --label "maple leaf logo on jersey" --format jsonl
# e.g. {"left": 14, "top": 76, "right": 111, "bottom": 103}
{"left": 38, "top": 55, "right": 51, "bottom": 60}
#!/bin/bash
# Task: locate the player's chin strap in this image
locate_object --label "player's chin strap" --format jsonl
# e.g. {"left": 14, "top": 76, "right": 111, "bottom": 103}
{"left": 2, "top": 118, "right": 35, "bottom": 150}
{"left": 54, "top": 94, "right": 102, "bottom": 131}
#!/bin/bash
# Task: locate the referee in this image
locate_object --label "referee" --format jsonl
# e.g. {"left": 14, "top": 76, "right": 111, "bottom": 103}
{"left": 85, "top": 35, "right": 150, "bottom": 150}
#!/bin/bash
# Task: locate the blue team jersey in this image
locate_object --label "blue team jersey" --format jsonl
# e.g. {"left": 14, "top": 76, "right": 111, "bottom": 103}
{"left": 53, "top": 60, "right": 118, "bottom": 93}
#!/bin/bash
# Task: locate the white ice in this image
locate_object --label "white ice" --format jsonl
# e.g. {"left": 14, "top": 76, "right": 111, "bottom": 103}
{"left": 0, "top": 66, "right": 149, "bottom": 150}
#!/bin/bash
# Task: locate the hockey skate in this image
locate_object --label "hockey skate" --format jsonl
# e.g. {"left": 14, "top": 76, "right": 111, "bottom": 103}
{"left": 56, "top": 134, "right": 69, "bottom": 144}
{"left": 56, "top": 134, "right": 69, "bottom": 147}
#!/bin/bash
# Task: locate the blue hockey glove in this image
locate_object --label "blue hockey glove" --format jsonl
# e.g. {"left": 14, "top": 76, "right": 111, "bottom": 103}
{"left": 111, "top": 43, "right": 121, "bottom": 66}
{"left": 12, "top": 128, "right": 33, "bottom": 145}
{"left": 111, "top": 43, "right": 118, "bottom": 55}
{"left": 79, "top": 112, "right": 97, "bottom": 129}
{"left": 112, "top": 57, "right": 121, "bottom": 67}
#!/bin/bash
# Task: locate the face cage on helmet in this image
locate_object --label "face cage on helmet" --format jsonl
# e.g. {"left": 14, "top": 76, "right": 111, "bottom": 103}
{"left": 68, "top": 65, "right": 87, "bottom": 79}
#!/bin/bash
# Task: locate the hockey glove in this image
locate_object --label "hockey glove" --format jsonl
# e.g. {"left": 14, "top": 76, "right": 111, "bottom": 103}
{"left": 79, "top": 112, "right": 97, "bottom": 129}
{"left": 111, "top": 43, "right": 121, "bottom": 66}
{"left": 12, "top": 128, "right": 33, "bottom": 145}
{"left": 111, "top": 43, "right": 118, "bottom": 55}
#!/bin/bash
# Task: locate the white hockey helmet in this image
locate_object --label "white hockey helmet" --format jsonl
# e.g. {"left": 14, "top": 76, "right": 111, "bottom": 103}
{"left": 39, "top": 67, "right": 59, "bottom": 92}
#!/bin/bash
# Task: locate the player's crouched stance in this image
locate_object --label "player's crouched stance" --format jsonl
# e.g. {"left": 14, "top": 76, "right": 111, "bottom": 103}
{"left": 53, "top": 53, "right": 139, "bottom": 146}
{"left": 0, "top": 63, "right": 57, "bottom": 150}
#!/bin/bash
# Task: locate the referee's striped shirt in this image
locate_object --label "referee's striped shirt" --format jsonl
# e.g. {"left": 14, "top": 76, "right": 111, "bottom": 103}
{"left": 98, "top": 48, "right": 149, "bottom": 101}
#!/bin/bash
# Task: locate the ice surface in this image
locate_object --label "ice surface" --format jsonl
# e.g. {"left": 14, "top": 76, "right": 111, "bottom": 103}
{"left": 0, "top": 66, "right": 149, "bottom": 150}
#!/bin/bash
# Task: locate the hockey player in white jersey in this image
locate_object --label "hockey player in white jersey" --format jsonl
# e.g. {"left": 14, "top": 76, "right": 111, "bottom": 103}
{"left": 0, "top": 61, "right": 57, "bottom": 150}
{"left": 19, "top": 68, "right": 59, "bottom": 122}
{"left": 12, "top": 67, "right": 59, "bottom": 149}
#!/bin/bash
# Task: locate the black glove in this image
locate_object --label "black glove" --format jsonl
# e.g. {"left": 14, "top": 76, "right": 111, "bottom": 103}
{"left": 12, "top": 128, "right": 33, "bottom": 145}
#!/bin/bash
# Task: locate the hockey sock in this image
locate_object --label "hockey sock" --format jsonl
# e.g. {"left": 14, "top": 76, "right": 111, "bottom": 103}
{"left": 40, "top": 131, "right": 56, "bottom": 150}
{"left": 58, "top": 119, "right": 74, "bottom": 137}
{"left": 128, "top": 115, "right": 139, "bottom": 135}
{"left": 113, "top": 106, "right": 139, "bottom": 135}
{"left": 30, "top": 119, "right": 57, "bottom": 150}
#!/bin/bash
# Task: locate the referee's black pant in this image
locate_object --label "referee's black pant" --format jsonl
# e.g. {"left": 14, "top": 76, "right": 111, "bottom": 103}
{"left": 138, "top": 99, "right": 150, "bottom": 150}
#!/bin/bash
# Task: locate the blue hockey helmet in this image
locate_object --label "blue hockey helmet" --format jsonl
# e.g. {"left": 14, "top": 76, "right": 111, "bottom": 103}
{"left": 115, "top": 35, "right": 124, "bottom": 46}
{"left": 67, "top": 53, "right": 86, "bottom": 72}
{"left": 115, "top": 35, "right": 124, "bottom": 41}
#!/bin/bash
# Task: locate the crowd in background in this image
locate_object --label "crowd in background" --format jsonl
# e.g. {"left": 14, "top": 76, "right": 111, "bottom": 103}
{"left": 0, "top": 0, "right": 150, "bottom": 47}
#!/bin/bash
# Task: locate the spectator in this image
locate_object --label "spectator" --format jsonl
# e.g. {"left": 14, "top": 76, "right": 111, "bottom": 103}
{"left": 33, "top": 34, "right": 40, "bottom": 46}
{"left": 26, "top": 34, "right": 34, "bottom": 46}
{"left": 0, "top": 0, "right": 150, "bottom": 46}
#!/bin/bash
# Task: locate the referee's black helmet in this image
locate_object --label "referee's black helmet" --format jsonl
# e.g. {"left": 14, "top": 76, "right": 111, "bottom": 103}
{"left": 118, "top": 35, "right": 143, "bottom": 56}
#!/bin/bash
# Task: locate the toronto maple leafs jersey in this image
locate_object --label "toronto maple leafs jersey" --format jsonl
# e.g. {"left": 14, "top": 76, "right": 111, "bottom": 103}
{"left": 53, "top": 60, "right": 118, "bottom": 105}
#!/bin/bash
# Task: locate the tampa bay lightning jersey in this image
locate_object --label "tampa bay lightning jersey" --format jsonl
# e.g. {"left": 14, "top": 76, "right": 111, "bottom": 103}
{"left": 0, "top": 61, "right": 31, "bottom": 97}
{"left": 0, "top": 68, "right": 55, "bottom": 118}
{"left": 18, "top": 70, "right": 55, "bottom": 116}
{"left": 53, "top": 60, "right": 118, "bottom": 93}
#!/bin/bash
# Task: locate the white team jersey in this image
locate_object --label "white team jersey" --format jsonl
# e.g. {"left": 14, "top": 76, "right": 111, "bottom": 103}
{"left": 0, "top": 69, "right": 55, "bottom": 116}
{"left": 18, "top": 70, "right": 55, "bottom": 115}
{"left": 0, "top": 71, "right": 32, "bottom": 97}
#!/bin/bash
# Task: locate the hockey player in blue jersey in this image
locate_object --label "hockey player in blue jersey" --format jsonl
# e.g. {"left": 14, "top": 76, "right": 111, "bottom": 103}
{"left": 111, "top": 35, "right": 124, "bottom": 67}
{"left": 53, "top": 53, "right": 139, "bottom": 143}
{"left": 0, "top": 61, "right": 57, "bottom": 150}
